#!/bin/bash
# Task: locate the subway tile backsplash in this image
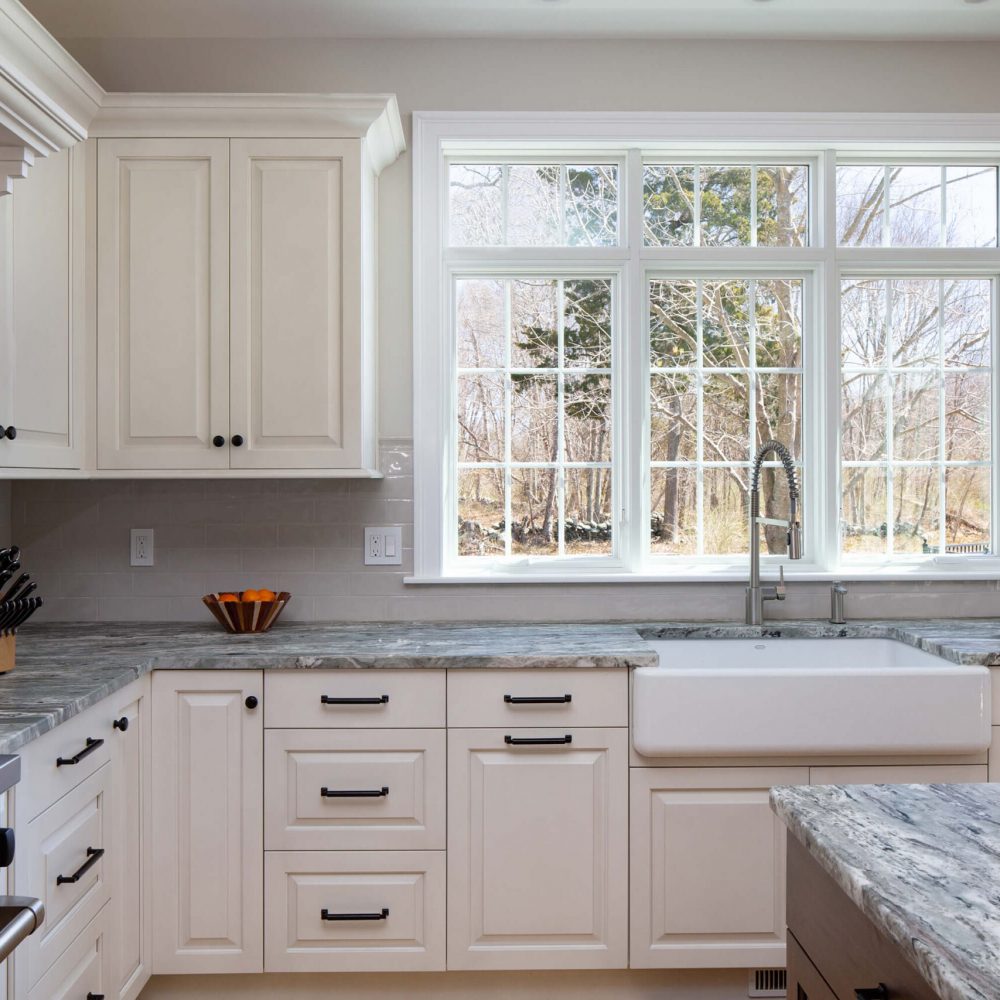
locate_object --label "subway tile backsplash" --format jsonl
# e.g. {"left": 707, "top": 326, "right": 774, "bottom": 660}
{"left": 9, "top": 440, "right": 1000, "bottom": 623}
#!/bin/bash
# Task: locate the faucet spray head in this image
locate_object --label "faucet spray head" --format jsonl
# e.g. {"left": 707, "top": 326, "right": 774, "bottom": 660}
{"left": 788, "top": 521, "right": 802, "bottom": 560}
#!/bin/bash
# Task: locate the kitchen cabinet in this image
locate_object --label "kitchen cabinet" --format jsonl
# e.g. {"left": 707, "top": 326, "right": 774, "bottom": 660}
{"left": 151, "top": 670, "right": 263, "bottom": 974}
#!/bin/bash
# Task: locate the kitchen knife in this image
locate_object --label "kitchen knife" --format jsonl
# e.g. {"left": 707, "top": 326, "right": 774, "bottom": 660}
{"left": 0, "top": 573, "right": 28, "bottom": 604}
{"left": 0, "top": 548, "right": 19, "bottom": 574}
{"left": 0, "top": 600, "right": 23, "bottom": 634}
{"left": 7, "top": 597, "right": 41, "bottom": 634}
{"left": 10, "top": 582, "right": 35, "bottom": 604}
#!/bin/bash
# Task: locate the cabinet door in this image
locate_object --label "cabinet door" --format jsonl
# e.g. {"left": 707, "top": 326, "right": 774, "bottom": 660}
{"left": 229, "top": 138, "right": 365, "bottom": 469}
{"left": 109, "top": 677, "right": 151, "bottom": 1000}
{"left": 629, "top": 766, "right": 808, "bottom": 969}
{"left": 0, "top": 146, "right": 83, "bottom": 469}
{"left": 811, "top": 764, "right": 986, "bottom": 784}
{"left": 151, "top": 670, "right": 263, "bottom": 974}
{"left": 447, "top": 727, "right": 628, "bottom": 970}
{"left": 97, "top": 138, "right": 230, "bottom": 470}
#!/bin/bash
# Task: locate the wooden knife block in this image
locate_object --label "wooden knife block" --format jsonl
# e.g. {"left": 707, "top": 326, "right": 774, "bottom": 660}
{"left": 0, "top": 634, "right": 14, "bottom": 673}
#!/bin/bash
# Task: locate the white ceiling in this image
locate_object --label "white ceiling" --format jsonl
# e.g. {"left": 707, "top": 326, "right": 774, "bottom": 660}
{"left": 19, "top": 0, "right": 1000, "bottom": 42}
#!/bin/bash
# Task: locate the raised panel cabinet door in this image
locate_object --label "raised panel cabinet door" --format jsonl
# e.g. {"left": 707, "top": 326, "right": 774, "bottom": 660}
{"left": 629, "top": 766, "right": 808, "bottom": 970}
{"left": 151, "top": 670, "right": 263, "bottom": 974}
{"left": 229, "top": 138, "right": 365, "bottom": 469}
{"left": 97, "top": 138, "right": 230, "bottom": 470}
{"left": 447, "top": 727, "right": 628, "bottom": 970}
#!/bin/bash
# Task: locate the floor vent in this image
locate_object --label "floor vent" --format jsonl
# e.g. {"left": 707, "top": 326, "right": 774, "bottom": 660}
{"left": 748, "top": 967, "right": 787, "bottom": 997}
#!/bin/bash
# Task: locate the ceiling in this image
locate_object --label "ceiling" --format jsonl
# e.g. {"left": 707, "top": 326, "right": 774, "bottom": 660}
{"left": 18, "top": 0, "right": 1000, "bottom": 42}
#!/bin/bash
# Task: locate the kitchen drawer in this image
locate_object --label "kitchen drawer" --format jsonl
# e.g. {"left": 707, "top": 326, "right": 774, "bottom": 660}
{"left": 447, "top": 669, "right": 628, "bottom": 728}
{"left": 264, "top": 670, "right": 445, "bottom": 729}
{"left": 18, "top": 764, "right": 111, "bottom": 992}
{"left": 264, "top": 850, "right": 445, "bottom": 973}
{"left": 19, "top": 697, "right": 114, "bottom": 821}
{"left": 265, "top": 729, "right": 445, "bottom": 850}
{"left": 27, "top": 904, "right": 110, "bottom": 1000}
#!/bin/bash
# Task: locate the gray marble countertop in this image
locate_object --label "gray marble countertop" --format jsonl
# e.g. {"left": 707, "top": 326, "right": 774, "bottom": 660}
{"left": 1, "top": 617, "right": 1000, "bottom": 755}
{"left": 772, "top": 783, "right": 1000, "bottom": 1000}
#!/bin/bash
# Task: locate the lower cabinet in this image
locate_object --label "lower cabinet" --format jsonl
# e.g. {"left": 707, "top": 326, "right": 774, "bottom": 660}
{"left": 629, "top": 766, "right": 808, "bottom": 969}
{"left": 26, "top": 906, "right": 111, "bottom": 1000}
{"left": 447, "top": 727, "right": 629, "bottom": 970}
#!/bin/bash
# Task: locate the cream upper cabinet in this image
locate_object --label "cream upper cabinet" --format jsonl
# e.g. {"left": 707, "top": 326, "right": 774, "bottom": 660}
{"left": 229, "top": 138, "right": 371, "bottom": 470}
{"left": 97, "top": 138, "right": 230, "bottom": 470}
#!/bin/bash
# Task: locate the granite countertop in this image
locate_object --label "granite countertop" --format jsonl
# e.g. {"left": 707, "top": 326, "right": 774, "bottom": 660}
{"left": 1, "top": 617, "right": 1000, "bottom": 755}
{"left": 772, "top": 783, "right": 1000, "bottom": 1000}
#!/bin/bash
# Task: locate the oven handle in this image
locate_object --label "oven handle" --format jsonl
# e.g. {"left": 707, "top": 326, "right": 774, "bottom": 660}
{"left": 0, "top": 896, "right": 44, "bottom": 963}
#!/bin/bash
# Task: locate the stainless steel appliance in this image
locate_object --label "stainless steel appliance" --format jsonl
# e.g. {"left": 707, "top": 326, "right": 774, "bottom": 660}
{"left": 0, "top": 755, "right": 43, "bottom": 962}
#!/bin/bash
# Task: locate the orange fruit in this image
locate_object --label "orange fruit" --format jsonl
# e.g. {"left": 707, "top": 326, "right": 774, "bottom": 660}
{"left": 257, "top": 588, "right": 277, "bottom": 602}
{"left": 241, "top": 589, "right": 262, "bottom": 602}
{"left": 217, "top": 592, "right": 239, "bottom": 603}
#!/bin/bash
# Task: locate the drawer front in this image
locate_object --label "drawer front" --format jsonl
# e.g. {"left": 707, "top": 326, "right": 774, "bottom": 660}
{"left": 19, "top": 765, "right": 111, "bottom": 992}
{"left": 264, "top": 851, "right": 445, "bottom": 973}
{"left": 265, "top": 729, "right": 445, "bottom": 850}
{"left": 20, "top": 698, "right": 115, "bottom": 821}
{"left": 27, "top": 904, "right": 110, "bottom": 1000}
{"left": 264, "top": 670, "right": 445, "bottom": 729}
{"left": 448, "top": 669, "right": 628, "bottom": 728}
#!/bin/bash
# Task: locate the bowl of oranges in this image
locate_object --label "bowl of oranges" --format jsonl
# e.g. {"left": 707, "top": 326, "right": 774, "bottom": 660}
{"left": 203, "top": 588, "right": 291, "bottom": 634}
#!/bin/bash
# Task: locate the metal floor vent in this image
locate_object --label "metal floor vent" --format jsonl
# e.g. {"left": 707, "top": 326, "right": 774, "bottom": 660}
{"left": 748, "top": 967, "right": 787, "bottom": 998}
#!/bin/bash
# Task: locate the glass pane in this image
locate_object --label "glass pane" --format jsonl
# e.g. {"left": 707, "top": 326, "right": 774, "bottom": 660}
{"left": 756, "top": 166, "right": 808, "bottom": 247}
{"left": 457, "top": 373, "right": 504, "bottom": 463}
{"left": 893, "top": 373, "right": 940, "bottom": 461}
{"left": 945, "top": 372, "right": 991, "bottom": 461}
{"left": 564, "top": 279, "right": 612, "bottom": 368}
{"left": 511, "top": 279, "right": 558, "bottom": 368}
{"left": 893, "top": 465, "right": 940, "bottom": 553}
{"left": 563, "top": 468, "right": 612, "bottom": 555}
{"left": 757, "top": 373, "right": 801, "bottom": 458}
{"left": 889, "top": 166, "right": 942, "bottom": 247}
{"left": 702, "top": 280, "right": 750, "bottom": 368}
{"left": 945, "top": 467, "right": 991, "bottom": 552}
{"left": 701, "top": 166, "right": 752, "bottom": 246}
{"left": 703, "top": 374, "right": 749, "bottom": 463}
{"left": 944, "top": 280, "right": 991, "bottom": 368}
{"left": 842, "top": 373, "right": 887, "bottom": 461}
{"left": 651, "top": 373, "right": 697, "bottom": 463}
{"left": 703, "top": 467, "right": 749, "bottom": 555}
{"left": 841, "top": 278, "right": 887, "bottom": 368}
{"left": 510, "top": 374, "right": 557, "bottom": 463}
{"left": 891, "top": 279, "right": 940, "bottom": 367}
{"left": 842, "top": 467, "right": 888, "bottom": 556}
{"left": 837, "top": 165, "right": 885, "bottom": 246}
{"left": 564, "top": 375, "right": 611, "bottom": 463}
{"left": 507, "top": 165, "right": 561, "bottom": 246}
{"left": 650, "top": 467, "right": 697, "bottom": 555}
{"left": 946, "top": 166, "right": 998, "bottom": 248}
{"left": 566, "top": 166, "right": 618, "bottom": 247}
{"left": 650, "top": 279, "right": 697, "bottom": 368}
{"left": 449, "top": 164, "right": 503, "bottom": 246}
{"left": 755, "top": 279, "right": 802, "bottom": 368}
{"left": 643, "top": 165, "right": 695, "bottom": 247}
{"left": 457, "top": 278, "right": 505, "bottom": 369}
{"left": 510, "top": 467, "right": 559, "bottom": 555}
{"left": 457, "top": 469, "right": 505, "bottom": 557}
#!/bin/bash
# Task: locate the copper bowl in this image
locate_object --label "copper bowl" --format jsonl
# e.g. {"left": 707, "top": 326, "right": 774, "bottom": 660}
{"left": 202, "top": 592, "right": 291, "bottom": 634}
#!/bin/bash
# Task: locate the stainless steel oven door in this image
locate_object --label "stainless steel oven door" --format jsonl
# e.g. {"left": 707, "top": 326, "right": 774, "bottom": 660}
{"left": 0, "top": 896, "right": 43, "bottom": 962}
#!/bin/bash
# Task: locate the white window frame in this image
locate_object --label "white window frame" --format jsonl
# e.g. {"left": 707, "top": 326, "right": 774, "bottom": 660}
{"left": 411, "top": 112, "right": 1000, "bottom": 583}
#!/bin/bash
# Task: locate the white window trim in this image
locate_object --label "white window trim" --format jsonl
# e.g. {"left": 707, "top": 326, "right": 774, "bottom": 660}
{"left": 411, "top": 111, "right": 1000, "bottom": 584}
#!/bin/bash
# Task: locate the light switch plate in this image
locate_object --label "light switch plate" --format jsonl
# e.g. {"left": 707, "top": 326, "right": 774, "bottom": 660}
{"left": 364, "top": 526, "right": 402, "bottom": 565}
{"left": 130, "top": 528, "right": 154, "bottom": 566}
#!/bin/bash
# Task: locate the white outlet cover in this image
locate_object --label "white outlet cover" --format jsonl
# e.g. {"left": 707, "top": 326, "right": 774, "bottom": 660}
{"left": 364, "top": 526, "right": 402, "bottom": 566}
{"left": 130, "top": 527, "right": 155, "bottom": 567}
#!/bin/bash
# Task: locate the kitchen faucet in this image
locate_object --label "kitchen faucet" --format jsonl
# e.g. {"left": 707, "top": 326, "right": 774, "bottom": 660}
{"left": 746, "top": 440, "right": 802, "bottom": 626}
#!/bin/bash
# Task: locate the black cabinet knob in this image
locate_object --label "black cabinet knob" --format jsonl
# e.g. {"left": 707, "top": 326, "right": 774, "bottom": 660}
{"left": 231, "top": 434, "right": 244, "bottom": 447}
{"left": 245, "top": 695, "right": 258, "bottom": 710}
{"left": 113, "top": 716, "right": 129, "bottom": 732}
{"left": 3, "top": 426, "right": 14, "bottom": 441}
{"left": 212, "top": 435, "right": 225, "bottom": 448}
{"left": 855, "top": 986, "right": 889, "bottom": 1000}
{"left": 0, "top": 827, "right": 14, "bottom": 868}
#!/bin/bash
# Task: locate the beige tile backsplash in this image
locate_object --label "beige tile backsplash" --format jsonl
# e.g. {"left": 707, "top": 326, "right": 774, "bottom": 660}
{"left": 8, "top": 441, "right": 1000, "bottom": 623}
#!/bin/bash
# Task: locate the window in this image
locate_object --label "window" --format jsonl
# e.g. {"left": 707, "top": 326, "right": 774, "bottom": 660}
{"left": 414, "top": 116, "right": 1000, "bottom": 581}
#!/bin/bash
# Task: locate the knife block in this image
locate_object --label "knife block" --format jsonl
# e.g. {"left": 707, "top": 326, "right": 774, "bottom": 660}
{"left": 0, "top": 635, "right": 13, "bottom": 673}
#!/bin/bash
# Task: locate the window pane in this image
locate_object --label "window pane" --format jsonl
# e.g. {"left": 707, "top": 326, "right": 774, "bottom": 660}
{"left": 566, "top": 166, "right": 618, "bottom": 247}
{"left": 893, "top": 465, "right": 940, "bottom": 553}
{"left": 946, "top": 167, "right": 998, "bottom": 248}
{"left": 511, "top": 468, "right": 558, "bottom": 555}
{"left": 510, "top": 373, "right": 557, "bottom": 463}
{"left": 842, "top": 467, "right": 888, "bottom": 555}
{"left": 703, "top": 467, "right": 749, "bottom": 555}
{"left": 893, "top": 373, "right": 939, "bottom": 461}
{"left": 837, "top": 165, "right": 885, "bottom": 246}
{"left": 564, "top": 468, "right": 612, "bottom": 555}
{"left": 701, "top": 166, "right": 752, "bottom": 246}
{"left": 458, "top": 373, "right": 504, "bottom": 463}
{"left": 703, "top": 374, "right": 749, "bottom": 463}
{"left": 650, "top": 374, "right": 697, "bottom": 463}
{"left": 945, "top": 372, "right": 991, "bottom": 461}
{"left": 891, "top": 279, "right": 940, "bottom": 367}
{"left": 702, "top": 280, "right": 750, "bottom": 368}
{"left": 511, "top": 279, "right": 558, "bottom": 368}
{"left": 842, "top": 373, "right": 887, "bottom": 461}
{"left": 650, "top": 279, "right": 697, "bottom": 368}
{"left": 756, "top": 166, "right": 808, "bottom": 247}
{"left": 565, "top": 375, "right": 611, "bottom": 463}
{"left": 507, "top": 165, "right": 561, "bottom": 246}
{"left": 564, "top": 279, "right": 612, "bottom": 368}
{"left": 643, "top": 165, "right": 695, "bottom": 247}
{"left": 457, "top": 278, "right": 505, "bottom": 369}
{"left": 650, "top": 467, "right": 697, "bottom": 555}
{"left": 449, "top": 164, "right": 503, "bottom": 246}
{"left": 945, "top": 467, "right": 991, "bottom": 552}
{"left": 944, "top": 280, "right": 991, "bottom": 368}
{"left": 458, "top": 469, "right": 505, "bottom": 556}
{"left": 889, "top": 166, "right": 941, "bottom": 248}
{"left": 841, "top": 279, "right": 887, "bottom": 368}
{"left": 755, "top": 279, "right": 802, "bottom": 368}
{"left": 757, "top": 373, "right": 801, "bottom": 458}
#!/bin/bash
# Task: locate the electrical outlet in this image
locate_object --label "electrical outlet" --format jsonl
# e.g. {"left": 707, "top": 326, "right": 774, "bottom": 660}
{"left": 130, "top": 528, "right": 154, "bottom": 567}
{"left": 364, "top": 526, "right": 402, "bottom": 566}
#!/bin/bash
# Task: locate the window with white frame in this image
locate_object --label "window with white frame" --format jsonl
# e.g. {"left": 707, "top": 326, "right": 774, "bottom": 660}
{"left": 413, "top": 117, "right": 1000, "bottom": 581}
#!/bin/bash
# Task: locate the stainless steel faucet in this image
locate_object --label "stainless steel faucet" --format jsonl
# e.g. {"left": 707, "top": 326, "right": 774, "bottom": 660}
{"left": 830, "top": 582, "right": 847, "bottom": 624}
{"left": 746, "top": 440, "right": 802, "bottom": 625}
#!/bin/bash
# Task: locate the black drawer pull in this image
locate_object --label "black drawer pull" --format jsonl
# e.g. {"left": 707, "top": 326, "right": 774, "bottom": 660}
{"left": 321, "top": 786, "right": 389, "bottom": 798}
{"left": 504, "top": 734, "right": 573, "bottom": 746}
{"left": 320, "top": 695, "right": 389, "bottom": 705}
{"left": 855, "top": 988, "right": 889, "bottom": 1000}
{"left": 504, "top": 694, "right": 572, "bottom": 704}
{"left": 87, "top": 994, "right": 105, "bottom": 1000}
{"left": 56, "top": 738, "right": 104, "bottom": 767}
{"left": 321, "top": 907, "right": 389, "bottom": 921}
{"left": 56, "top": 846, "right": 104, "bottom": 885}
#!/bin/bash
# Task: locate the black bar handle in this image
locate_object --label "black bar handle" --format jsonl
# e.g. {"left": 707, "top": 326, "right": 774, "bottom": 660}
{"left": 504, "top": 694, "right": 572, "bottom": 704}
{"left": 87, "top": 995, "right": 105, "bottom": 1000}
{"left": 321, "top": 907, "right": 389, "bottom": 921}
{"left": 320, "top": 695, "right": 389, "bottom": 705}
{"left": 321, "top": 786, "right": 389, "bottom": 798}
{"left": 504, "top": 734, "right": 573, "bottom": 746}
{"left": 56, "top": 846, "right": 104, "bottom": 885}
{"left": 56, "top": 738, "right": 104, "bottom": 767}
{"left": 855, "top": 988, "right": 889, "bottom": 1000}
